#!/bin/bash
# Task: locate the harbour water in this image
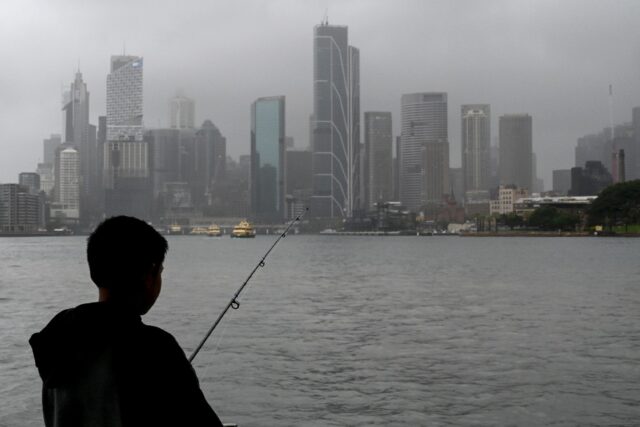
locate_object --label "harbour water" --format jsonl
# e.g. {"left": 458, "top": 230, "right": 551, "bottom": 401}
{"left": 1, "top": 235, "right": 639, "bottom": 426}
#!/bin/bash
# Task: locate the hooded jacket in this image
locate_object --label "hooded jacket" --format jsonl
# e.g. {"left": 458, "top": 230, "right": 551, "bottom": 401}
{"left": 29, "top": 302, "right": 222, "bottom": 427}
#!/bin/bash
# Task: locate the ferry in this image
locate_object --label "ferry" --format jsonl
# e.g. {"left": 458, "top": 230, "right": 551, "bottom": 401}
{"left": 207, "top": 224, "right": 222, "bottom": 237}
{"left": 167, "top": 224, "right": 183, "bottom": 235}
{"left": 231, "top": 220, "right": 256, "bottom": 238}
{"left": 189, "top": 226, "right": 209, "bottom": 235}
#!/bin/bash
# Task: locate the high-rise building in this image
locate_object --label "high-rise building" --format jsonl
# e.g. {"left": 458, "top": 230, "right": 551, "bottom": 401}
{"left": 63, "top": 72, "right": 90, "bottom": 147}
{"left": 499, "top": 114, "right": 532, "bottom": 191}
{"left": 364, "top": 112, "right": 392, "bottom": 209}
{"left": 400, "top": 93, "right": 449, "bottom": 212}
{"left": 169, "top": 94, "right": 195, "bottom": 129}
{"left": 63, "top": 71, "right": 97, "bottom": 222}
{"left": 569, "top": 161, "right": 612, "bottom": 196}
{"left": 51, "top": 146, "right": 80, "bottom": 220}
{"left": 251, "top": 96, "right": 285, "bottom": 221}
{"left": 36, "top": 163, "right": 54, "bottom": 196}
{"left": 19, "top": 173, "right": 40, "bottom": 195}
{"left": 107, "top": 55, "right": 143, "bottom": 142}
{"left": 461, "top": 105, "right": 490, "bottom": 200}
{"left": 0, "top": 184, "right": 44, "bottom": 233}
{"left": 43, "top": 134, "right": 62, "bottom": 165}
{"left": 311, "top": 21, "right": 360, "bottom": 218}
{"left": 104, "top": 55, "right": 149, "bottom": 218}
{"left": 196, "top": 120, "right": 227, "bottom": 205}
{"left": 552, "top": 169, "right": 571, "bottom": 195}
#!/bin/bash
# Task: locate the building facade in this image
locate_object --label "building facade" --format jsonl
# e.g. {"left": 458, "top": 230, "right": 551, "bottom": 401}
{"left": 461, "top": 104, "right": 490, "bottom": 201}
{"left": 51, "top": 146, "right": 80, "bottom": 220}
{"left": 553, "top": 169, "right": 572, "bottom": 195}
{"left": 499, "top": 114, "right": 532, "bottom": 191}
{"left": 364, "top": 112, "right": 392, "bottom": 209}
{"left": 104, "top": 55, "right": 150, "bottom": 218}
{"left": 0, "top": 184, "right": 43, "bottom": 233}
{"left": 400, "top": 92, "right": 449, "bottom": 212}
{"left": 169, "top": 94, "right": 195, "bottom": 129}
{"left": 490, "top": 185, "right": 529, "bottom": 215}
{"left": 311, "top": 21, "right": 360, "bottom": 218}
{"left": 251, "top": 96, "right": 285, "bottom": 221}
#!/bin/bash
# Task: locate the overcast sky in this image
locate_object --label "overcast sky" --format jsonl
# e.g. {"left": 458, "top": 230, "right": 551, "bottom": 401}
{"left": 1, "top": 0, "right": 639, "bottom": 187}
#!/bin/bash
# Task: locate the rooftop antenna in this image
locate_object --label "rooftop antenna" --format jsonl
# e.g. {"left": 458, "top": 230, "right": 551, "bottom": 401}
{"left": 123, "top": 42, "right": 126, "bottom": 56}
{"left": 323, "top": 8, "right": 328, "bottom": 25}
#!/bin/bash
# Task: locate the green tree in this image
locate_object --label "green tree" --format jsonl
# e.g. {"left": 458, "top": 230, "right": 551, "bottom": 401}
{"left": 502, "top": 212, "right": 523, "bottom": 230}
{"left": 588, "top": 180, "right": 640, "bottom": 230}
{"left": 528, "top": 206, "right": 580, "bottom": 231}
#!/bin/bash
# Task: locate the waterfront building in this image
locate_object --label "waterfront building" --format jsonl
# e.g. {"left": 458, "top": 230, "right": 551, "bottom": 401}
{"left": 364, "top": 112, "right": 392, "bottom": 209}
{"left": 552, "top": 169, "right": 572, "bottom": 195}
{"left": 514, "top": 195, "right": 596, "bottom": 227}
{"left": 461, "top": 105, "right": 490, "bottom": 201}
{"left": 0, "top": 184, "right": 43, "bottom": 233}
{"left": 499, "top": 114, "right": 532, "bottom": 191}
{"left": 251, "top": 96, "right": 285, "bottom": 222}
{"left": 400, "top": 92, "right": 449, "bottom": 212}
{"left": 169, "top": 93, "right": 195, "bottom": 129}
{"left": 104, "top": 55, "right": 149, "bottom": 218}
{"left": 311, "top": 20, "right": 360, "bottom": 218}
{"left": 490, "top": 185, "right": 529, "bottom": 215}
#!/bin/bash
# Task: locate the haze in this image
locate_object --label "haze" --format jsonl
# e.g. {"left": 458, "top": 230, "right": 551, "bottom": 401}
{"left": 1, "top": 0, "right": 639, "bottom": 187}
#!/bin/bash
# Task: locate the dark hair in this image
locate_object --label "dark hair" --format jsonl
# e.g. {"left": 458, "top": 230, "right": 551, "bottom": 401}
{"left": 87, "top": 216, "right": 168, "bottom": 290}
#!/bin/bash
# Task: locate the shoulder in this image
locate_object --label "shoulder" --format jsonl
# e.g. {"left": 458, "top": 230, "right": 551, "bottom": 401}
{"left": 138, "top": 324, "right": 186, "bottom": 357}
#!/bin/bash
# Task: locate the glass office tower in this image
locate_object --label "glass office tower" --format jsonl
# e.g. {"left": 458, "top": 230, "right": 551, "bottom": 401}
{"left": 251, "top": 96, "right": 285, "bottom": 221}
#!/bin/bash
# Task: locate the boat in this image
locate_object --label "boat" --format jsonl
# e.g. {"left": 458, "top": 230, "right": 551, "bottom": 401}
{"left": 230, "top": 220, "right": 256, "bottom": 238}
{"left": 167, "top": 224, "right": 183, "bottom": 235}
{"left": 189, "top": 226, "right": 208, "bottom": 235}
{"left": 207, "top": 224, "right": 222, "bottom": 237}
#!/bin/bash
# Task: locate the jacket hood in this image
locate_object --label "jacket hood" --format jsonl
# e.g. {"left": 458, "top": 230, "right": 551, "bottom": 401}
{"left": 29, "top": 302, "right": 141, "bottom": 387}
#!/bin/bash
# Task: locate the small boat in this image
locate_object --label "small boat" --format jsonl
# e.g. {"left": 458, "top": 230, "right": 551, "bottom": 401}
{"left": 231, "top": 220, "right": 256, "bottom": 238}
{"left": 207, "top": 224, "right": 222, "bottom": 237}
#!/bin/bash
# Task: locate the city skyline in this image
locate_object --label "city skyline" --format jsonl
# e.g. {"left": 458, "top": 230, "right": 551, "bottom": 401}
{"left": 1, "top": 0, "right": 640, "bottom": 188}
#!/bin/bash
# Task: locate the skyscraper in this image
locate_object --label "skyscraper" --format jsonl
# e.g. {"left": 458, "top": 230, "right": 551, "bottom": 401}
{"left": 251, "top": 96, "right": 285, "bottom": 221}
{"left": 106, "top": 56, "right": 143, "bottom": 142}
{"left": 311, "top": 20, "right": 360, "bottom": 218}
{"left": 400, "top": 93, "right": 449, "bottom": 212}
{"left": 63, "top": 72, "right": 90, "bottom": 147}
{"left": 43, "top": 134, "right": 62, "bottom": 165}
{"left": 364, "top": 112, "right": 392, "bottom": 208}
{"left": 52, "top": 146, "right": 80, "bottom": 220}
{"left": 499, "top": 114, "right": 532, "bottom": 191}
{"left": 461, "top": 104, "right": 490, "bottom": 200}
{"left": 104, "top": 55, "right": 150, "bottom": 218}
{"left": 63, "top": 71, "right": 97, "bottom": 221}
{"left": 169, "top": 94, "right": 195, "bottom": 129}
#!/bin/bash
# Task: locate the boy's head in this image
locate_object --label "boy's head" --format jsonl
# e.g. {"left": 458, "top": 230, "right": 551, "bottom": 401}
{"left": 87, "top": 216, "right": 168, "bottom": 298}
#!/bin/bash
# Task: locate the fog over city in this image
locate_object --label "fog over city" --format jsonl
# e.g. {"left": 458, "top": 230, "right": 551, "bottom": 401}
{"left": 1, "top": 0, "right": 639, "bottom": 186}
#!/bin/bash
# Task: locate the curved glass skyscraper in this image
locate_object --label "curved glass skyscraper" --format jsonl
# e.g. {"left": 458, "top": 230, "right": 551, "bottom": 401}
{"left": 311, "top": 21, "right": 360, "bottom": 218}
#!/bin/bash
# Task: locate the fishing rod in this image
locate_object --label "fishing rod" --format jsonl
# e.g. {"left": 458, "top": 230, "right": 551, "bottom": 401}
{"left": 188, "top": 207, "right": 308, "bottom": 363}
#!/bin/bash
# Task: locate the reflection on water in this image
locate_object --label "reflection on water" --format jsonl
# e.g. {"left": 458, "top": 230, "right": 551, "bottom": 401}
{"left": 2, "top": 236, "right": 640, "bottom": 426}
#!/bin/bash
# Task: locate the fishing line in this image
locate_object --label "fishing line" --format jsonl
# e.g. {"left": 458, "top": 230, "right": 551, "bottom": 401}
{"left": 188, "top": 207, "right": 308, "bottom": 364}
